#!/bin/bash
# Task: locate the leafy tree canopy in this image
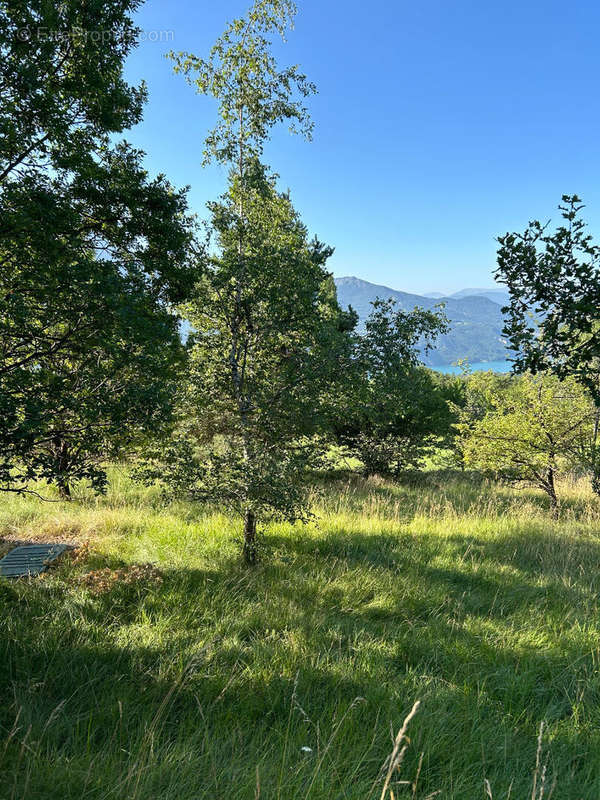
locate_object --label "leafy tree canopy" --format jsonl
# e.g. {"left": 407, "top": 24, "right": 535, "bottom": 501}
{"left": 496, "top": 195, "right": 600, "bottom": 400}
{"left": 461, "top": 372, "right": 593, "bottom": 515}
{"left": 140, "top": 162, "right": 349, "bottom": 549}
{"left": 169, "top": 0, "right": 314, "bottom": 168}
{"left": 1, "top": 0, "right": 196, "bottom": 496}
{"left": 149, "top": 0, "right": 349, "bottom": 563}
{"left": 334, "top": 299, "right": 450, "bottom": 477}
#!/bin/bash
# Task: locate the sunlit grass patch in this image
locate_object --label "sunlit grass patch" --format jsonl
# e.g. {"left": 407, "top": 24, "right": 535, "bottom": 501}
{"left": 1, "top": 470, "right": 600, "bottom": 798}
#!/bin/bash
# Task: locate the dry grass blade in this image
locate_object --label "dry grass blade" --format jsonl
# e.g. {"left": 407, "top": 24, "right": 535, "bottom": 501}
{"left": 255, "top": 765, "right": 260, "bottom": 799}
{"left": 531, "top": 722, "right": 555, "bottom": 800}
{"left": 486, "top": 723, "right": 554, "bottom": 800}
{"left": 531, "top": 722, "right": 544, "bottom": 800}
{"left": 412, "top": 751, "right": 424, "bottom": 799}
{"left": 379, "top": 700, "right": 421, "bottom": 800}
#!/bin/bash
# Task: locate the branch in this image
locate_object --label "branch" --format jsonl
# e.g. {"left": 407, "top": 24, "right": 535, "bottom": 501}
{"left": 0, "top": 130, "right": 52, "bottom": 183}
{"left": 0, "top": 486, "right": 61, "bottom": 503}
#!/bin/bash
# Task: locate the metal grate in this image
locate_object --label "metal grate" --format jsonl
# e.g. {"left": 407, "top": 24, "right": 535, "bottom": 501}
{"left": 0, "top": 544, "right": 70, "bottom": 578}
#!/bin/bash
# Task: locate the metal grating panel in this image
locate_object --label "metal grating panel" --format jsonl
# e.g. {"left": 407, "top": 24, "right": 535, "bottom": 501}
{"left": 0, "top": 544, "right": 70, "bottom": 578}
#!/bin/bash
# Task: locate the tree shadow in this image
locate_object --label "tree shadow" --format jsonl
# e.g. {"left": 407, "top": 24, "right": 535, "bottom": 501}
{"left": 3, "top": 512, "right": 600, "bottom": 798}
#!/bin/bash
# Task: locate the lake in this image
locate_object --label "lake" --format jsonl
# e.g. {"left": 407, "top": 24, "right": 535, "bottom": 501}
{"left": 434, "top": 360, "right": 512, "bottom": 375}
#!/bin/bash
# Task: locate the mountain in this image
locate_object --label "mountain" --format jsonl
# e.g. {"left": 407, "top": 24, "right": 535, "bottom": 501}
{"left": 425, "top": 288, "right": 511, "bottom": 305}
{"left": 449, "top": 287, "right": 511, "bottom": 306}
{"left": 334, "top": 276, "right": 509, "bottom": 367}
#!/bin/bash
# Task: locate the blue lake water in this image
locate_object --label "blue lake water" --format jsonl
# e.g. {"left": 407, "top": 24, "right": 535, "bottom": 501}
{"left": 434, "top": 361, "right": 512, "bottom": 375}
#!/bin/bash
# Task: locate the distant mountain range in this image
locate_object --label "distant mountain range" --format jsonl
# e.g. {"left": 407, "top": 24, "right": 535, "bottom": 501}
{"left": 334, "top": 276, "right": 510, "bottom": 367}
{"left": 424, "top": 287, "right": 511, "bottom": 306}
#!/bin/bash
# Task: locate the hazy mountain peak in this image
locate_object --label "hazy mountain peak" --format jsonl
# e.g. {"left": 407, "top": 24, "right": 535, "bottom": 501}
{"left": 334, "top": 276, "right": 509, "bottom": 367}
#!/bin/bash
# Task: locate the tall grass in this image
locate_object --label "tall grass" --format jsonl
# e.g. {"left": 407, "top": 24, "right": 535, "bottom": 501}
{"left": 1, "top": 469, "right": 600, "bottom": 798}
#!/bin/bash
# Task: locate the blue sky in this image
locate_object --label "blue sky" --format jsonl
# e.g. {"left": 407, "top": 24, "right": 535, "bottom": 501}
{"left": 124, "top": 0, "right": 600, "bottom": 295}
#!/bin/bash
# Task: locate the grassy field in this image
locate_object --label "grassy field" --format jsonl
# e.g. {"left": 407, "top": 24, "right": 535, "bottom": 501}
{"left": 2, "top": 469, "right": 600, "bottom": 799}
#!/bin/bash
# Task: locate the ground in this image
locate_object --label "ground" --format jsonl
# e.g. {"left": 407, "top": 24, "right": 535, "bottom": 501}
{"left": 1, "top": 469, "right": 600, "bottom": 799}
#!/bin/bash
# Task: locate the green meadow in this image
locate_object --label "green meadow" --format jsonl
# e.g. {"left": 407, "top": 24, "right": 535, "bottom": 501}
{"left": 2, "top": 470, "right": 600, "bottom": 799}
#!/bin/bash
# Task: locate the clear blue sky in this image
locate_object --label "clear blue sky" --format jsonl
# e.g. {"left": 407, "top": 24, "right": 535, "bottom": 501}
{"left": 124, "top": 0, "right": 600, "bottom": 295}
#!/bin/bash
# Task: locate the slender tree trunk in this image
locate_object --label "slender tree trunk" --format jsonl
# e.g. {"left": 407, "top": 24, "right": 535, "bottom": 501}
{"left": 243, "top": 509, "right": 257, "bottom": 565}
{"left": 546, "top": 468, "right": 559, "bottom": 519}
{"left": 592, "top": 403, "right": 600, "bottom": 496}
{"left": 235, "top": 102, "right": 255, "bottom": 565}
{"left": 54, "top": 436, "right": 72, "bottom": 501}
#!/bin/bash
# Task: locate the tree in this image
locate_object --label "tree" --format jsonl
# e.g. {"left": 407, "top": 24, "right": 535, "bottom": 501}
{"left": 496, "top": 195, "right": 600, "bottom": 490}
{"left": 333, "top": 299, "right": 449, "bottom": 477}
{"left": 7, "top": 279, "right": 187, "bottom": 499}
{"left": 1, "top": 1, "right": 195, "bottom": 496}
{"left": 460, "top": 372, "right": 593, "bottom": 517}
{"left": 159, "top": 0, "right": 348, "bottom": 562}
{"left": 143, "top": 175, "right": 347, "bottom": 555}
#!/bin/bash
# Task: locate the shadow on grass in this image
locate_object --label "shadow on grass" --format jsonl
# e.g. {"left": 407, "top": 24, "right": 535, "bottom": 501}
{"left": 3, "top": 551, "right": 600, "bottom": 798}
{"left": 3, "top": 482, "right": 600, "bottom": 798}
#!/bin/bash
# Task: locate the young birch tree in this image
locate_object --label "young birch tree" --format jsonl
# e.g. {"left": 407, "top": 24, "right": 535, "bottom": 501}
{"left": 165, "top": 1, "right": 348, "bottom": 562}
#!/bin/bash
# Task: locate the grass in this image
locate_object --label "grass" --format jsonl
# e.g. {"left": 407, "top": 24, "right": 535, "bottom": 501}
{"left": 1, "top": 468, "right": 600, "bottom": 798}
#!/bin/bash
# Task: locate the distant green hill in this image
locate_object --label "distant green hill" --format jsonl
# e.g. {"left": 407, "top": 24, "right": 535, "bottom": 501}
{"left": 334, "top": 276, "right": 509, "bottom": 367}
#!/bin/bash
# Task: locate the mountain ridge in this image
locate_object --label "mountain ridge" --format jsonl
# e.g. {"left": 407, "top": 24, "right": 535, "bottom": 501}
{"left": 334, "top": 276, "right": 509, "bottom": 367}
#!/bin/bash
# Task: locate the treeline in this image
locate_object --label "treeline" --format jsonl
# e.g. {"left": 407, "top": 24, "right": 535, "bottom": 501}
{"left": 2, "top": 1, "right": 600, "bottom": 562}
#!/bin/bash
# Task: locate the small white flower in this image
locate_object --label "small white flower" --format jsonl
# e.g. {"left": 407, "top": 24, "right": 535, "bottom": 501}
{"left": 300, "top": 746, "right": 313, "bottom": 753}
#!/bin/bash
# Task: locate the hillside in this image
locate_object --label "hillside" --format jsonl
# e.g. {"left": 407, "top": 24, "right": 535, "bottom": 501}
{"left": 335, "top": 276, "right": 509, "bottom": 366}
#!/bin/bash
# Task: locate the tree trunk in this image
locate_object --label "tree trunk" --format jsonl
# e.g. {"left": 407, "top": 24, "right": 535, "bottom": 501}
{"left": 243, "top": 509, "right": 257, "bottom": 565}
{"left": 58, "top": 480, "right": 71, "bottom": 501}
{"left": 546, "top": 468, "right": 559, "bottom": 519}
{"left": 592, "top": 404, "right": 600, "bottom": 496}
{"left": 53, "top": 436, "right": 72, "bottom": 501}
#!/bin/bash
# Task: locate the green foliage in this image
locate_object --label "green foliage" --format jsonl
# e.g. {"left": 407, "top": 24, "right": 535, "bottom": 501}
{"left": 169, "top": 0, "right": 315, "bottom": 167}
{"left": 497, "top": 194, "right": 600, "bottom": 495}
{"left": 0, "top": 1, "right": 195, "bottom": 496}
{"left": 163, "top": 0, "right": 347, "bottom": 561}
{"left": 334, "top": 298, "right": 450, "bottom": 476}
{"left": 496, "top": 195, "right": 600, "bottom": 399}
{"left": 142, "top": 169, "right": 348, "bottom": 535}
{"left": 1, "top": 1, "right": 146, "bottom": 167}
{"left": 424, "top": 370, "right": 470, "bottom": 469}
{"left": 461, "top": 372, "right": 593, "bottom": 513}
